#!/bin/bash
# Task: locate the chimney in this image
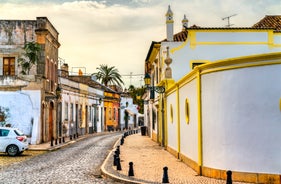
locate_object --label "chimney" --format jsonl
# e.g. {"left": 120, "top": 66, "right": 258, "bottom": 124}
{"left": 60, "top": 63, "right": 69, "bottom": 77}
{"left": 182, "top": 14, "right": 188, "bottom": 30}
{"left": 166, "top": 5, "right": 174, "bottom": 42}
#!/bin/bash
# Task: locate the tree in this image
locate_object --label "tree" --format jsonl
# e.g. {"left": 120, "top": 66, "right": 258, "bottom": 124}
{"left": 92, "top": 64, "right": 124, "bottom": 86}
{"left": 127, "top": 85, "right": 145, "bottom": 114}
{"left": 18, "top": 41, "right": 41, "bottom": 75}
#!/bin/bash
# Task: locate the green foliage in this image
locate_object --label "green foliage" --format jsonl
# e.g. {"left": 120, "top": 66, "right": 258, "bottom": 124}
{"left": 0, "top": 106, "right": 10, "bottom": 127}
{"left": 127, "top": 85, "right": 146, "bottom": 114}
{"left": 92, "top": 64, "right": 124, "bottom": 86}
{"left": 18, "top": 41, "right": 41, "bottom": 75}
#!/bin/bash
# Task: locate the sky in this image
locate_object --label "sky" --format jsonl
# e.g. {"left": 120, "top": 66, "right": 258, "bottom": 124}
{"left": 0, "top": 0, "right": 280, "bottom": 88}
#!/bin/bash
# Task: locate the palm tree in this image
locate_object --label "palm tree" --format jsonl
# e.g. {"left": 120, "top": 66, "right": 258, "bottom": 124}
{"left": 92, "top": 64, "right": 124, "bottom": 86}
{"left": 18, "top": 41, "right": 41, "bottom": 75}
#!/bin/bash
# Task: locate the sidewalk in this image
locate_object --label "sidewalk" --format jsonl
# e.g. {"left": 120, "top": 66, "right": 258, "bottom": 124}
{"left": 101, "top": 132, "right": 250, "bottom": 184}
{"left": 28, "top": 133, "right": 105, "bottom": 151}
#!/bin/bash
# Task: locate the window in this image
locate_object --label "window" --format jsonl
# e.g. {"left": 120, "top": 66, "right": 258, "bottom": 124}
{"left": 64, "top": 102, "right": 68, "bottom": 120}
{"left": 185, "top": 98, "right": 190, "bottom": 124}
{"left": 3, "top": 57, "right": 15, "bottom": 76}
{"left": 0, "top": 129, "right": 9, "bottom": 137}
{"left": 190, "top": 60, "right": 209, "bottom": 69}
{"left": 113, "top": 108, "right": 116, "bottom": 121}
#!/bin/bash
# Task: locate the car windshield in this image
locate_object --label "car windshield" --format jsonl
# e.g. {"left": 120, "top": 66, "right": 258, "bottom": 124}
{"left": 14, "top": 129, "right": 24, "bottom": 136}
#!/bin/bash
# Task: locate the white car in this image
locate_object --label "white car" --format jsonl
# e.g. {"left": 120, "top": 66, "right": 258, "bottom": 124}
{"left": 0, "top": 127, "right": 29, "bottom": 156}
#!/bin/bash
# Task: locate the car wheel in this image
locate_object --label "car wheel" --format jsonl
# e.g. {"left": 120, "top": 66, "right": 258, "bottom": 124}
{"left": 6, "top": 145, "right": 19, "bottom": 156}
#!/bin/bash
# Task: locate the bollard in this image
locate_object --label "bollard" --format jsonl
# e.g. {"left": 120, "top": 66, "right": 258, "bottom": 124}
{"left": 116, "top": 157, "right": 122, "bottom": 170}
{"left": 76, "top": 133, "right": 79, "bottom": 138}
{"left": 59, "top": 137, "right": 62, "bottom": 144}
{"left": 113, "top": 154, "right": 118, "bottom": 166}
{"left": 128, "top": 162, "right": 134, "bottom": 176}
{"left": 116, "top": 146, "right": 120, "bottom": 155}
{"left": 55, "top": 138, "right": 58, "bottom": 145}
{"left": 50, "top": 137, "right": 54, "bottom": 147}
{"left": 62, "top": 137, "right": 65, "bottom": 143}
{"left": 120, "top": 137, "right": 124, "bottom": 145}
{"left": 162, "top": 166, "right": 169, "bottom": 183}
{"left": 73, "top": 134, "right": 76, "bottom": 139}
{"left": 115, "top": 150, "right": 119, "bottom": 157}
{"left": 226, "top": 170, "right": 232, "bottom": 184}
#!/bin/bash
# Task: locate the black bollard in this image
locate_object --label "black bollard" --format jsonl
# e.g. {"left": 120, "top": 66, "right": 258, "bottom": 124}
{"left": 162, "top": 166, "right": 169, "bottom": 183}
{"left": 128, "top": 162, "right": 134, "bottom": 176}
{"left": 120, "top": 137, "right": 124, "bottom": 145}
{"left": 62, "top": 137, "right": 65, "bottom": 143}
{"left": 70, "top": 135, "right": 72, "bottom": 140}
{"left": 73, "top": 134, "right": 76, "bottom": 139}
{"left": 50, "top": 137, "right": 53, "bottom": 147}
{"left": 113, "top": 154, "right": 118, "bottom": 166}
{"left": 59, "top": 137, "right": 62, "bottom": 144}
{"left": 226, "top": 170, "right": 232, "bottom": 184}
{"left": 116, "top": 157, "right": 122, "bottom": 170}
{"left": 116, "top": 146, "right": 120, "bottom": 155}
{"left": 76, "top": 133, "right": 79, "bottom": 138}
{"left": 55, "top": 138, "right": 58, "bottom": 145}
{"left": 115, "top": 149, "right": 119, "bottom": 155}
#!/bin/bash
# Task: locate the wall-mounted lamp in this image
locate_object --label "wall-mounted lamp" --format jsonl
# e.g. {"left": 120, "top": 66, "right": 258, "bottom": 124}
{"left": 144, "top": 73, "right": 165, "bottom": 94}
{"left": 93, "top": 98, "right": 102, "bottom": 106}
{"left": 56, "top": 86, "right": 61, "bottom": 99}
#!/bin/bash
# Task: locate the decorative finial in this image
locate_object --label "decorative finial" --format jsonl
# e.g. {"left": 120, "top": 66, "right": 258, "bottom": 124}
{"left": 165, "top": 47, "right": 172, "bottom": 78}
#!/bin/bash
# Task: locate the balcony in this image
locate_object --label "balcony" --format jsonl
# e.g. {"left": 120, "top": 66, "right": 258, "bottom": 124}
{"left": 0, "top": 75, "right": 29, "bottom": 90}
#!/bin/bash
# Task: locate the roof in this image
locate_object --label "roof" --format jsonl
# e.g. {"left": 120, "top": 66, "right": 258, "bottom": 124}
{"left": 162, "top": 30, "right": 188, "bottom": 42}
{"left": 252, "top": 15, "right": 281, "bottom": 32}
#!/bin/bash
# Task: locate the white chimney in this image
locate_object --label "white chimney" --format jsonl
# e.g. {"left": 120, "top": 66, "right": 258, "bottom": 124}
{"left": 182, "top": 14, "right": 188, "bottom": 30}
{"left": 166, "top": 5, "right": 174, "bottom": 42}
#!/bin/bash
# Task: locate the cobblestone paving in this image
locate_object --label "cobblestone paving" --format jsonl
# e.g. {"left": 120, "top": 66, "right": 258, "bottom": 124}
{"left": 0, "top": 133, "right": 123, "bottom": 184}
{"left": 0, "top": 150, "right": 47, "bottom": 169}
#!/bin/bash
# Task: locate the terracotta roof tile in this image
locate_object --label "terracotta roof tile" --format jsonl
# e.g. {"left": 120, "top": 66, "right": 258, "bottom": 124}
{"left": 252, "top": 15, "right": 281, "bottom": 32}
{"left": 162, "top": 30, "right": 188, "bottom": 42}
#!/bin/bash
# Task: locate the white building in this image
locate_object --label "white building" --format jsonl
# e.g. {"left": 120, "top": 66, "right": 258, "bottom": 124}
{"left": 144, "top": 7, "right": 281, "bottom": 183}
{"left": 120, "top": 94, "right": 140, "bottom": 130}
{"left": 58, "top": 64, "right": 104, "bottom": 137}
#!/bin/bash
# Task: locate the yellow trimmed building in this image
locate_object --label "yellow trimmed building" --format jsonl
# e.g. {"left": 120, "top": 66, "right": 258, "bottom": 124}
{"left": 144, "top": 7, "right": 281, "bottom": 183}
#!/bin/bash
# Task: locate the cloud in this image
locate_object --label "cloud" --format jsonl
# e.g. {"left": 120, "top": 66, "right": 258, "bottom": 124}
{"left": 1, "top": 0, "right": 281, "bottom": 88}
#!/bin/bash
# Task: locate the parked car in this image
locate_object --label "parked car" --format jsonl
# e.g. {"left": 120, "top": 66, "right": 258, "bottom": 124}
{"left": 0, "top": 127, "right": 28, "bottom": 156}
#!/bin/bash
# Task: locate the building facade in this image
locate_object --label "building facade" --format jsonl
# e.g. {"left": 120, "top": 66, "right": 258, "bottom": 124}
{"left": 145, "top": 7, "right": 281, "bottom": 183}
{"left": 0, "top": 17, "right": 60, "bottom": 144}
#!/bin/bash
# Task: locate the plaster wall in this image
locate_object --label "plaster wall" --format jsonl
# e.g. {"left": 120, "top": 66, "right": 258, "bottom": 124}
{"left": 161, "top": 31, "right": 281, "bottom": 82}
{"left": 201, "top": 64, "right": 281, "bottom": 174}
{"left": 166, "top": 92, "right": 177, "bottom": 151}
{"left": 179, "top": 79, "right": 199, "bottom": 162}
{"left": 0, "top": 90, "right": 41, "bottom": 144}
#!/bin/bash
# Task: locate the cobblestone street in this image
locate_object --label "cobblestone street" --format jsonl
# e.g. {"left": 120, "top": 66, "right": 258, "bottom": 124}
{"left": 0, "top": 133, "right": 122, "bottom": 184}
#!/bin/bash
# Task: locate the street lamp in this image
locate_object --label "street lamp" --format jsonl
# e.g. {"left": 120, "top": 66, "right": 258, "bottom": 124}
{"left": 144, "top": 73, "right": 165, "bottom": 94}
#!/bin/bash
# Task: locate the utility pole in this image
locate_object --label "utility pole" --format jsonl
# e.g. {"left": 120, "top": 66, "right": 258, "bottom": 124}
{"left": 222, "top": 14, "right": 237, "bottom": 27}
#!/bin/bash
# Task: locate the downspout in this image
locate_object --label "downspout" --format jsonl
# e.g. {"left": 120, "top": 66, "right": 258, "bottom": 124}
{"left": 161, "top": 93, "right": 165, "bottom": 147}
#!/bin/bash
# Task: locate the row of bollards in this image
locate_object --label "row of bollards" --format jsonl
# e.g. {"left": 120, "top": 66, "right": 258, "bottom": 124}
{"left": 50, "top": 133, "right": 79, "bottom": 147}
{"left": 51, "top": 137, "right": 65, "bottom": 147}
{"left": 115, "top": 129, "right": 233, "bottom": 184}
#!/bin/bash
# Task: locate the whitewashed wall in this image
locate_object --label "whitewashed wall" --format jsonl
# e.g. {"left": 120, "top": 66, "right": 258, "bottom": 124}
{"left": 0, "top": 90, "right": 41, "bottom": 144}
{"left": 161, "top": 31, "right": 281, "bottom": 82}
{"left": 201, "top": 64, "right": 281, "bottom": 173}
{"left": 166, "top": 92, "right": 177, "bottom": 151}
{"left": 179, "top": 79, "right": 199, "bottom": 162}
